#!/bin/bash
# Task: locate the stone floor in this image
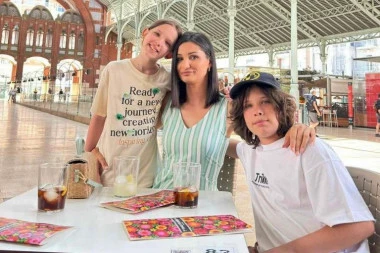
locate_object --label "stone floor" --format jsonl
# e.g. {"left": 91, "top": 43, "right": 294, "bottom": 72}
{"left": 0, "top": 101, "right": 87, "bottom": 200}
{"left": 1, "top": 100, "right": 380, "bottom": 247}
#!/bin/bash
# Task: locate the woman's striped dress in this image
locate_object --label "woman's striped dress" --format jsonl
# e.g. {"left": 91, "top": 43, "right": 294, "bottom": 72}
{"left": 153, "top": 95, "right": 229, "bottom": 191}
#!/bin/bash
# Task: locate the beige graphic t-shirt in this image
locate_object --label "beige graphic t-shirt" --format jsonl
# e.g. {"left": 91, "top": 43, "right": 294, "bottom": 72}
{"left": 91, "top": 59, "right": 170, "bottom": 187}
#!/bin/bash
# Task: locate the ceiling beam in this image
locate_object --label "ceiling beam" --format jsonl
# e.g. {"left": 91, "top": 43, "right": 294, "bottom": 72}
{"left": 164, "top": 8, "right": 229, "bottom": 52}
{"left": 98, "top": 0, "right": 380, "bottom": 60}
{"left": 216, "top": 27, "right": 380, "bottom": 58}
{"left": 212, "top": 4, "right": 361, "bottom": 43}
{"left": 259, "top": 0, "right": 321, "bottom": 40}
{"left": 197, "top": 0, "right": 267, "bottom": 48}
{"left": 299, "top": 4, "right": 358, "bottom": 22}
{"left": 349, "top": 0, "right": 380, "bottom": 25}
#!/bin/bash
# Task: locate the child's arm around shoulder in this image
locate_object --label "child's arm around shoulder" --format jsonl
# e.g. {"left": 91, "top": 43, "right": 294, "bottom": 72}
{"left": 264, "top": 221, "right": 374, "bottom": 253}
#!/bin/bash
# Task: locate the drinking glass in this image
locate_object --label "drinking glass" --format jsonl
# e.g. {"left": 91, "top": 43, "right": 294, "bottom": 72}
{"left": 38, "top": 163, "right": 68, "bottom": 212}
{"left": 113, "top": 156, "right": 139, "bottom": 198}
{"left": 173, "top": 162, "right": 201, "bottom": 208}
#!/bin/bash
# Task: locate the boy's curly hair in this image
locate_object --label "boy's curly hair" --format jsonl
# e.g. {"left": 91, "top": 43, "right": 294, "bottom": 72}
{"left": 230, "top": 85, "right": 297, "bottom": 148}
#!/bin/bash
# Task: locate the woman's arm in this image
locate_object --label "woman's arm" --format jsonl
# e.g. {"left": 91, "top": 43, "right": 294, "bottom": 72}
{"left": 227, "top": 124, "right": 316, "bottom": 158}
{"left": 226, "top": 100, "right": 234, "bottom": 138}
{"left": 264, "top": 221, "right": 374, "bottom": 253}
{"left": 283, "top": 124, "right": 316, "bottom": 155}
{"left": 226, "top": 138, "right": 240, "bottom": 159}
{"left": 225, "top": 100, "right": 240, "bottom": 159}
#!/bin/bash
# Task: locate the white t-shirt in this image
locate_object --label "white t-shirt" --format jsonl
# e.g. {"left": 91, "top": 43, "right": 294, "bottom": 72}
{"left": 91, "top": 59, "right": 170, "bottom": 187}
{"left": 237, "top": 138, "right": 373, "bottom": 252}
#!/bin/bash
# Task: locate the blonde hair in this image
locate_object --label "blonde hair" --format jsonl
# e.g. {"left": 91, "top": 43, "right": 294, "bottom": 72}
{"left": 147, "top": 19, "right": 183, "bottom": 38}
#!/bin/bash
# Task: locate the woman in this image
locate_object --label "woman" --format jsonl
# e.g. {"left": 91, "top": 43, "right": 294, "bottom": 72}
{"left": 153, "top": 32, "right": 315, "bottom": 191}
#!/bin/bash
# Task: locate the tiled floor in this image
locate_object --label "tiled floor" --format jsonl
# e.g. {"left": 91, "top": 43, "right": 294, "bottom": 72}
{"left": 0, "top": 101, "right": 88, "bottom": 200}
{"left": 1, "top": 100, "right": 380, "bottom": 247}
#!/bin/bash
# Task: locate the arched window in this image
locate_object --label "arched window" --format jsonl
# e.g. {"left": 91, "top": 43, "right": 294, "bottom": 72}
{"left": 45, "top": 29, "right": 52, "bottom": 47}
{"left": 78, "top": 31, "right": 84, "bottom": 51}
{"left": 1, "top": 24, "right": 9, "bottom": 44}
{"left": 68, "top": 31, "right": 75, "bottom": 50}
{"left": 59, "top": 30, "right": 66, "bottom": 48}
{"left": 36, "top": 28, "right": 44, "bottom": 47}
{"left": 11, "top": 25, "right": 19, "bottom": 44}
{"left": 26, "top": 28, "right": 34, "bottom": 46}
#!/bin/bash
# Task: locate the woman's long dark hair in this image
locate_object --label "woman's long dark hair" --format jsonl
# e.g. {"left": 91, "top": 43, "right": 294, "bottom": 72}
{"left": 170, "top": 32, "right": 219, "bottom": 108}
{"left": 230, "top": 85, "right": 297, "bottom": 148}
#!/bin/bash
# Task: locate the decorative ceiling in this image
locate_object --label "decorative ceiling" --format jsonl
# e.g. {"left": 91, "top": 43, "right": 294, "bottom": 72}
{"left": 97, "top": 0, "right": 380, "bottom": 57}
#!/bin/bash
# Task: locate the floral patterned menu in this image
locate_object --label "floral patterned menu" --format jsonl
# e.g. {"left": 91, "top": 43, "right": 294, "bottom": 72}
{"left": 123, "top": 215, "right": 252, "bottom": 240}
{"left": 101, "top": 190, "right": 175, "bottom": 214}
{"left": 0, "top": 217, "right": 72, "bottom": 245}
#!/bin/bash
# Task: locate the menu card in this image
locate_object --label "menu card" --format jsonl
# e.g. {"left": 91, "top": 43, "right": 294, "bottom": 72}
{"left": 0, "top": 217, "right": 73, "bottom": 245}
{"left": 123, "top": 215, "right": 252, "bottom": 240}
{"left": 100, "top": 190, "right": 175, "bottom": 214}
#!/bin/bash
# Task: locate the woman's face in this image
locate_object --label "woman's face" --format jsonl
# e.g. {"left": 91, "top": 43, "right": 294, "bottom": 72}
{"left": 243, "top": 87, "right": 280, "bottom": 145}
{"left": 141, "top": 24, "right": 178, "bottom": 60}
{"left": 176, "top": 42, "right": 211, "bottom": 86}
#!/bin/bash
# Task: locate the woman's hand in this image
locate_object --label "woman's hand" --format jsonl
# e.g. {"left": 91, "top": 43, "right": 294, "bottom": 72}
{"left": 283, "top": 124, "right": 316, "bottom": 155}
{"left": 220, "top": 86, "right": 232, "bottom": 100}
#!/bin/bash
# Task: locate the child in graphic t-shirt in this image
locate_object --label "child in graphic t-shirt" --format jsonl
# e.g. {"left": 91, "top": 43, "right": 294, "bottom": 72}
{"left": 228, "top": 71, "right": 374, "bottom": 253}
{"left": 85, "top": 19, "right": 183, "bottom": 187}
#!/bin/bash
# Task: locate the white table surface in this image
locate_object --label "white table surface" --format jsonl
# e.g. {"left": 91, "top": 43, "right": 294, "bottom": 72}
{"left": 0, "top": 187, "right": 249, "bottom": 253}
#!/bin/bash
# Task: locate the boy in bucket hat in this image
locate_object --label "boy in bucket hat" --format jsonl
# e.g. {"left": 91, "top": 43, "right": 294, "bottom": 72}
{"left": 228, "top": 71, "right": 374, "bottom": 253}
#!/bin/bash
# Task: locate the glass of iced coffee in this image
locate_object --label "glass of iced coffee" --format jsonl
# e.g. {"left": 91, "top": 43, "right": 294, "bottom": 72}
{"left": 38, "top": 163, "right": 68, "bottom": 212}
{"left": 113, "top": 156, "right": 139, "bottom": 198}
{"left": 173, "top": 162, "right": 201, "bottom": 208}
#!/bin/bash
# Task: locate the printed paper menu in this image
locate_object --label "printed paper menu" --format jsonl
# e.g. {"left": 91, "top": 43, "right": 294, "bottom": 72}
{"left": 0, "top": 217, "right": 72, "bottom": 245}
{"left": 101, "top": 190, "right": 175, "bottom": 214}
{"left": 123, "top": 215, "right": 252, "bottom": 240}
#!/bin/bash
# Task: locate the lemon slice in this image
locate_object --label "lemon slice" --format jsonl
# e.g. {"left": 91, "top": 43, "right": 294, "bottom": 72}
{"left": 179, "top": 188, "right": 191, "bottom": 193}
{"left": 126, "top": 174, "right": 134, "bottom": 183}
{"left": 61, "top": 186, "right": 67, "bottom": 196}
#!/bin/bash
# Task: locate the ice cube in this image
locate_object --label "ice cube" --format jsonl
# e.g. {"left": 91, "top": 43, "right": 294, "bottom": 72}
{"left": 115, "top": 175, "right": 127, "bottom": 184}
{"left": 187, "top": 186, "right": 197, "bottom": 192}
{"left": 125, "top": 183, "right": 137, "bottom": 195}
{"left": 44, "top": 189, "right": 59, "bottom": 203}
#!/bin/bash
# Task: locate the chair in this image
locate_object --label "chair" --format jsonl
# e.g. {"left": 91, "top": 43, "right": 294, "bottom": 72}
{"left": 320, "top": 109, "right": 332, "bottom": 127}
{"left": 347, "top": 166, "right": 380, "bottom": 253}
{"left": 217, "top": 155, "right": 236, "bottom": 193}
{"left": 331, "top": 109, "right": 338, "bottom": 127}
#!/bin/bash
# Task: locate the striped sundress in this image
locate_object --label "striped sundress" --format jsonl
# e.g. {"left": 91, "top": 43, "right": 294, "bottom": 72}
{"left": 153, "top": 94, "right": 229, "bottom": 191}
